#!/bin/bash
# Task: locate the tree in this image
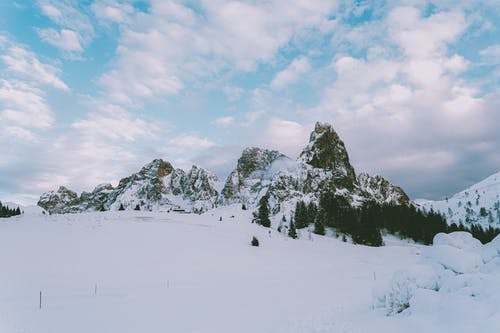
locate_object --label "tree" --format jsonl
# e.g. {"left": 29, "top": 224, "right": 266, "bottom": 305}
{"left": 251, "top": 236, "right": 259, "bottom": 247}
{"left": 313, "top": 217, "right": 325, "bottom": 235}
{"left": 134, "top": 204, "right": 140, "bottom": 211}
{"left": 254, "top": 194, "right": 271, "bottom": 227}
{"left": 118, "top": 203, "right": 125, "bottom": 211}
{"left": 288, "top": 219, "right": 297, "bottom": 239}
{"left": 294, "top": 201, "right": 308, "bottom": 229}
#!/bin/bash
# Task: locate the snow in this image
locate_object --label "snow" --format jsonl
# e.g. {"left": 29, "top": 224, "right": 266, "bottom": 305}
{"left": 417, "top": 170, "right": 500, "bottom": 227}
{"left": 0, "top": 210, "right": 499, "bottom": 332}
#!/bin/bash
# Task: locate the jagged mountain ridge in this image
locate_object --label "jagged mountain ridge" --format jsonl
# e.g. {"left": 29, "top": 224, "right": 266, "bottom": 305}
{"left": 417, "top": 171, "right": 500, "bottom": 228}
{"left": 38, "top": 160, "right": 221, "bottom": 214}
{"left": 39, "top": 122, "right": 411, "bottom": 215}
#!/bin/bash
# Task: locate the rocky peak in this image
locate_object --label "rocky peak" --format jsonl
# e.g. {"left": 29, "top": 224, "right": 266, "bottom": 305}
{"left": 300, "top": 122, "right": 355, "bottom": 174}
{"left": 37, "top": 186, "right": 79, "bottom": 214}
{"left": 236, "top": 147, "right": 286, "bottom": 178}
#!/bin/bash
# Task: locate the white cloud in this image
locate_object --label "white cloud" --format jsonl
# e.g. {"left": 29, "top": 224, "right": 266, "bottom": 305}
{"left": 480, "top": 44, "right": 500, "bottom": 65}
{"left": 71, "top": 103, "right": 159, "bottom": 142}
{"left": 91, "top": 0, "right": 134, "bottom": 24}
{"left": 0, "top": 80, "right": 53, "bottom": 129}
{"left": 168, "top": 135, "right": 216, "bottom": 149}
{"left": 271, "top": 56, "right": 311, "bottom": 89}
{"left": 255, "top": 118, "right": 310, "bottom": 158}
{"left": 1, "top": 44, "right": 69, "bottom": 90}
{"left": 97, "top": 0, "right": 338, "bottom": 104}
{"left": 37, "top": 28, "right": 83, "bottom": 52}
{"left": 2, "top": 126, "right": 37, "bottom": 142}
{"left": 40, "top": 3, "right": 62, "bottom": 20}
{"left": 36, "top": 0, "right": 94, "bottom": 54}
{"left": 212, "top": 116, "right": 235, "bottom": 127}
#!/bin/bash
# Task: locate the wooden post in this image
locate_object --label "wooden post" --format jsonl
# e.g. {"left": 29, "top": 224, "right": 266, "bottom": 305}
{"left": 94, "top": 284, "right": 97, "bottom": 295}
{"left": 39, "top": 291, "right": 42, "bottom": 309}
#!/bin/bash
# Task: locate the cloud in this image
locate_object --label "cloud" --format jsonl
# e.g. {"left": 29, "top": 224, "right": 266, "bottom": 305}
{"left": 36, "top": 0, "right": 94, "bottom": 54}
{"left": 271, "top": 56, "right": 311, "bottom": 89}
{"left": 71, "top": 103, "right": 159, "bottom": 142}
{"left": 37, "top": 28, "right": 83, "bottom": 52}
{"left": 255, "top": 118, "right": 310, "bottom": 158}
{"left": 0, "top": 44, "right": 69, "bottom": 90}
{"left": 97, "top": 0, "right": 338, "bottom": 104}
{"left": 168, "top": 135, "right": 216, "bottom": 149}
{"left": 0, "top": 80, "right": 53, "bottom": 129}
{"left": 91, "top": 0, "right": 134, "bottom": 24}
{"left": 212, "top": 116, "right": 235, "bottom": 127}
{"left": 480, "top": 44, "right": 500, "bottom": 65}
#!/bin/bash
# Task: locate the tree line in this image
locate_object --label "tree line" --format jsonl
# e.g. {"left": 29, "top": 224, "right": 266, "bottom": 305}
{"left": 0, "top": 201, "right": 22, "bottom": 218}
{"left": 254, "top": 190, "right": 500, "bottom": 246}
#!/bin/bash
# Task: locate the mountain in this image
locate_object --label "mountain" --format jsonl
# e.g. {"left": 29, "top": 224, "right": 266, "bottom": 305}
{"left": 38, "top": 121, "right": 411, "bottom": 216}
{"left": 417, "top": 171, "right": 500, "bottom": 228}
{"left": 219, "top": 122, "right": 411, "bottom": 218}
{"left": 38, "top": 160, "right": 221, "bottom": 214}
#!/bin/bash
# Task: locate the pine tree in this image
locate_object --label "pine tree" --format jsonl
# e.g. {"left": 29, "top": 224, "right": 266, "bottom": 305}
{"left": 254, "top": 194, "right": 271, "bottom": 227}
{"left": 134, "top": 204, "right": 140, "bottom": 211}
{"left": 294, "top": 201, "right": 308, "bottom": 229}
{"left": 118, "top": 203, "right": 125, "bottom": 211}
{"left": 313, "top": 218, "right": 325, "bottom": 235}
{"left": 288, "top": 219, "right": 297, "bottom": 239}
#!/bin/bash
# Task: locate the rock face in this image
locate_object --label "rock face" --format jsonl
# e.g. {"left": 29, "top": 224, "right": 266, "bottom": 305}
{"left": 38, "top": 186, "right": 80, "bottom": 214}
{"left": 299, "top": 122, "right": 356, "bottom": 188}
{"left": 357, "top": 173, "right": 410, "bottom": 206}
{"left": 38, "top": 121, "right": 412, "bottom": 216}
{"left": 220, "top": 147, "right": 290, "bottom": 206}
{"left": 38, "top": 159, "right": 221, "bottom": 214}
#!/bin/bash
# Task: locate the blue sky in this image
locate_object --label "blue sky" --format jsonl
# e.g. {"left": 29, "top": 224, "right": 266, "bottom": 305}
{"left": 0, "top": 0, "right": 499, "bottom": 204}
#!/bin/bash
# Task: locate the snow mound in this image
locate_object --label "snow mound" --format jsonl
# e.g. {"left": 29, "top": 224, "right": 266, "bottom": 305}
{"left": 375, "top": 232, "right": 500, "bottom": 328}
{"left": 433, "top": 232, "right": 482, "bottom": 251}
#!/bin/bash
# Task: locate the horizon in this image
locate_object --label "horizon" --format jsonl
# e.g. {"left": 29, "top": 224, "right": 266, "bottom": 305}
{"left": 1, "top": 1, "right": 499, "bottom": 205}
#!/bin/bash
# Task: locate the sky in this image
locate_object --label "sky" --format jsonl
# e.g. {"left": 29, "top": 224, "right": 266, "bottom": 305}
{"left": 0, "top": 0, "right": 499, "bottom": 205}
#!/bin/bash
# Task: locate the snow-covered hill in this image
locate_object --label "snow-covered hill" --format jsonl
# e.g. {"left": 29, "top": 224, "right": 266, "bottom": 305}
{"left": 0, "top": 209, "right": 498, "bottom": 332}
{"left": 38, "top": 122, "right": 411, "bottom": 216}
{"left": 417, "top": 171, "right": 500, "bottom": 228}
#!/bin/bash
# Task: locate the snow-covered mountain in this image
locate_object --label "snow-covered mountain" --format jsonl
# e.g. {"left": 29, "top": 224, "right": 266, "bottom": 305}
{"left": 38, "top": 159, "right": 222, "bottom": 214}
{"left": 39, "top": 122, "right": 411, "bottom": 215}
{"left": 219, "top": 122, "right": 410, "bottom": 218}
{"left": 417, "top": 171, "right": 500, "bottom": 228}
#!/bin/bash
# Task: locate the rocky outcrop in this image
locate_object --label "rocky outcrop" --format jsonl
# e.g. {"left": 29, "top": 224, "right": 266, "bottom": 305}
{"left": 357, "top": 173, "right": 410, "bottom": 206}
{"left": 38, "top": 186, "right": 80, "bottom": 214}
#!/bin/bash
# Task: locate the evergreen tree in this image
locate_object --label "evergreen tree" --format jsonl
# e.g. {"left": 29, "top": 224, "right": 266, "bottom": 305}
{"left": 254, "top": 194, "right": 271, "bottom": 227}
{"left": 118, "top": 203, "right": 125, "bottom": 211}
{"left": 294, "top": 201, "right": 308, "bottom": 229}
{"left": 313, "top": 217, "right": 325, "bottom": 235}
{"left": 134, "top": 204, "right": 140, "bottom": 211}
{"left": 288, "top": 219, "right": 297, "bottom": 239}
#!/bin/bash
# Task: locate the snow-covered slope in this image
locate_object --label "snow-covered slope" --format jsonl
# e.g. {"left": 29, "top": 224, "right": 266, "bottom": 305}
{"left": 0, "top": 209, "right": 498, "bottom": 332}
{"left": 38, "top": 160, "right": 221, "bottom": 214}
{"left": 417, "top": 171, "right": 500, "bottom": 227}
